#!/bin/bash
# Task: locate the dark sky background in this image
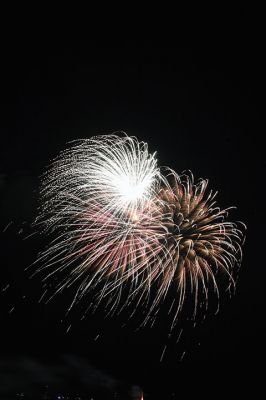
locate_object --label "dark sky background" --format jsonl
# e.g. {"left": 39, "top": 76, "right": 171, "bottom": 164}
{"left": 0, "top": 37, "right": 264, "bottom": 398}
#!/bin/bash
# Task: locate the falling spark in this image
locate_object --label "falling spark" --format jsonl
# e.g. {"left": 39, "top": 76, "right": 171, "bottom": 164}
{"left": 160, "top": 344, "right": 167, "bottom": 362}
{"left": 3, "top": 221, "right": 13, "bottom": 233}
{"left": 1, "top": 284, "right": 10, "bottom": 293}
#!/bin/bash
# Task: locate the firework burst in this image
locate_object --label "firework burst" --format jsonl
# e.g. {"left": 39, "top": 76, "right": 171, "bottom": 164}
{"left": 34, "top": 134, "right": 245, "bottom": 322}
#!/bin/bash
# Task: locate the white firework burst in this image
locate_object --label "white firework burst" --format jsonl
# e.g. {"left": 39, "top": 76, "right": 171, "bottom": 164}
{"left": 33, "top": 133, "right": 245, "bottom": 323}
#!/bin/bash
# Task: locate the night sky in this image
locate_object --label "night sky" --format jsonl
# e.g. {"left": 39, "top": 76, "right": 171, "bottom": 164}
{"left": 0, "top": 36, "right": 264, "bottom": 398}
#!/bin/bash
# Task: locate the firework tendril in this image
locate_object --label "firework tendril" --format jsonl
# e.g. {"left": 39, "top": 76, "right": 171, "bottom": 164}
{"left": 34, "top": 134, "right": 245, "bottom": 323}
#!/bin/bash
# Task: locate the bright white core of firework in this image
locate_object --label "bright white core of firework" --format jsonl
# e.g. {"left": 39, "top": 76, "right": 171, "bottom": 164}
{"left": 88, "top": 135, "right": 159, "bottom": 215}
{"left": 112, "top": 173, "right": 150, "bottom": 202}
